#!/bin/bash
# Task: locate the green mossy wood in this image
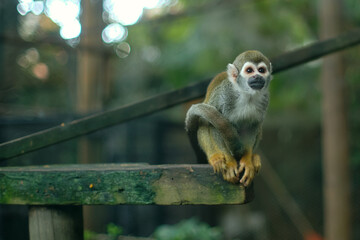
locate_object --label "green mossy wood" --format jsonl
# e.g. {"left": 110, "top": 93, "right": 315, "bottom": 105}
{"left": 0, "top": 164, "right": 253, "bottom": 205}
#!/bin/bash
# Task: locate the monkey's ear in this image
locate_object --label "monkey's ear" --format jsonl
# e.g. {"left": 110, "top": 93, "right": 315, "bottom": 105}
{"left": 227, "top": 63, "right": 238, "bottom": 83}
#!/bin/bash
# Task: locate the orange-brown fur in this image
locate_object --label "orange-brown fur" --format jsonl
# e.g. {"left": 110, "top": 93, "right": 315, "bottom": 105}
{"left": 204, "top": 72, "right": 227, "bottom": 103}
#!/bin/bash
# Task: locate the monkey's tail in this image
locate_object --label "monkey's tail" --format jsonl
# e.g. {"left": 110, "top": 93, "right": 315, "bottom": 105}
{"left": 185, "top": 103, "right": 243, "bottom": 162}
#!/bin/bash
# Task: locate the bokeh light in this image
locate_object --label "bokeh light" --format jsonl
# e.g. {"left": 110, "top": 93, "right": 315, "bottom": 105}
{"left": 45, "top": 0, "right": 81, "bottom": 39}
{"left": 102, "top": 0, "right": 161, "bottom": 44}
{"left": 103, "top": 0, "right": 161, "bottom": 26}
{"left": 17, "top": 0, "right": 44, "bottom": 16}
{"left": 32, "top": 62, "right": 49, "bottom": 80}
{"left": 102, "top": 23, "right": 128, "bottom": 44}
{"left": 59, "top": 18, "right": 81, "bottom": 39}
{"left": 115, "top": 42, "right": 131, "bottom": 58}
{"left": 16, "top": 0, "right": 162, "bottom": 44}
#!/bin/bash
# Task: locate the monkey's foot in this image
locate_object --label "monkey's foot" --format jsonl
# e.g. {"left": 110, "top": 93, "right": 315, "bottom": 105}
{"left": 239, "top": 152, "right": 255, "bottom": 187}
{"left": 209, "top": 153, "right": 239, "bottom": 183}
{"left": 209, "top": 153, "right": 226, "bottom": 174}
{"left": 222, "top": 159, "right": 239, "bottom": 184}
{"left": 252, "top": 153, "right": 261, "bottom": 173}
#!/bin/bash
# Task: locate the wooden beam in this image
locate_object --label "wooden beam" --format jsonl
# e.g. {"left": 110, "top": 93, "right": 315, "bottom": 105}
{"left": 0, "top": 164, "right": 253, "bottom": 205}
{"left": 1, "top": 29, "right": 360, "bottom": 161}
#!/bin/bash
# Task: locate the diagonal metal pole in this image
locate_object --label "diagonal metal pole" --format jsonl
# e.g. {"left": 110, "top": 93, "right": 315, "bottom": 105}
{"left": 1, "top": 29, "right": 360, "bottom": 161}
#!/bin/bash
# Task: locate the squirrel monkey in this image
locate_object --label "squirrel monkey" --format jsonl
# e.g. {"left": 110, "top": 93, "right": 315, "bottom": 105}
{"left": 185, "top": 50, "right": 272, "bottom": 186}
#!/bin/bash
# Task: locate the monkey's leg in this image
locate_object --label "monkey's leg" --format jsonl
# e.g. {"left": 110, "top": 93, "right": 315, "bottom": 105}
{"left": 198, "top": 125, "right": 239, "bottom": 183}
{"left": 212, "top": 128, "right": 240, "bottom": 184}
{"left": 238, "top": 148, "right": 256, "bottom": 186}
{"left": 198, "top": 125, "right": 224, "bottom": 173}
{"left": 252, "top": 131, "right": 262, "bottom": 174}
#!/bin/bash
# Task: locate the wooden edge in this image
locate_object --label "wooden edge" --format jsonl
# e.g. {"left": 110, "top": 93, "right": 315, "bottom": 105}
{"left": 0, "top": 164, "right": 254, "bottom": 205}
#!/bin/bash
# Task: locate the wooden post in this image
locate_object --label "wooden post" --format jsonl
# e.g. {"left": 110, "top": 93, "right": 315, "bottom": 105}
{"left": 319, "top": 0, "right": 351, "bottom": 239}
{"left": 29, "top": 206, "right": 83, "bottom": 240}
{"left": 77, "top": 0, "right": 108, "bottom": 232}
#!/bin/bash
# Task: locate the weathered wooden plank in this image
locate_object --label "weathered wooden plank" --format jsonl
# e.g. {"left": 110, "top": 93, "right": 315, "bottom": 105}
{"left": 29, "top": 206, "right": 83, "bottom": 240}
{"left": 0, "top": 164, "right": 253, "bottom": 205}
{"left": 1, "top": 28, "right": 360, "bottom": 161}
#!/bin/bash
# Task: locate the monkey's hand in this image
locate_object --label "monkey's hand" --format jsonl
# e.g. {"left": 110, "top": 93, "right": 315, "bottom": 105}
{"left": 239, "top": 150, "right": 257, "bottom": 187}
{"left": 209, "top": 153, "right": 239, "bottom": 184}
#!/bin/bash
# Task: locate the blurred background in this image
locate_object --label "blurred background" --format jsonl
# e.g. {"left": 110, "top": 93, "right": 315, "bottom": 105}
{"left": 0, "top": 0, "right": 359, "bottom": 239}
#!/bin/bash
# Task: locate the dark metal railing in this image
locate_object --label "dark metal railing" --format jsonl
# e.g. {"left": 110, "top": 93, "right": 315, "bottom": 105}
{"left": 1, "top": 28, "right": 360, "bottom": 161}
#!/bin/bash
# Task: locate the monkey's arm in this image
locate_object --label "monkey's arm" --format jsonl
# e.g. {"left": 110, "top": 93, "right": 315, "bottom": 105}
{"left": 251, "top": 128, "right": 263, "bottom": 173}
{"left": 235, "top": 127, "right": 263, "bottom": 185}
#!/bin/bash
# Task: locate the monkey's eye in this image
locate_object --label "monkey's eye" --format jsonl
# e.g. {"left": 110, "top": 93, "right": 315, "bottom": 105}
{"left": 246, "top": 67, "right": 254, "bottom": 73}
{"left": 258, "top": 67, "right": 266, "bottom": 73}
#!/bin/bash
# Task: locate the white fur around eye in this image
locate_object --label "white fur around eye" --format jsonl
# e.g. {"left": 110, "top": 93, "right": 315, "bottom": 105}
{"left": 240, "top": 62, "right": 257, "bottom": 77}
{"left": 257, "top": 62, "right": 270, "bottom": 76}
{"left": 257, "top": 62, "right": 267, "bottom": 71}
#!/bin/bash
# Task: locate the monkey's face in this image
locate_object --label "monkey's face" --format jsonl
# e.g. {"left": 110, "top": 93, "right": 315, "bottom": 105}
{"left": 241, "top": 62, "right": 271, "bottom": 90}
{"left": 227, "top": 61, "right": 272, "bottom": 95}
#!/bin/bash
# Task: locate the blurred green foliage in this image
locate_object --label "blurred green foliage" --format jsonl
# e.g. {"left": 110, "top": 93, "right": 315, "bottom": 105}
{"left": 84, "top": 223, "right": 123, "bottom": 240}
{"left": 1, "top": 0, "right": 360, "bottom": 163}
{"left": 84, "top": 229, "right": 97, "bottom": 240}
{"left": 2, "top": 0, "right": 359, "bottom": 115}
{"left": 107, "top": 223, "right": 123, "bottom": 239}
{"left": 83, "top": 219, "right": 221, "bottom": 240}
{"left": 153, "top": 218, "right": 222, "bottom": 240}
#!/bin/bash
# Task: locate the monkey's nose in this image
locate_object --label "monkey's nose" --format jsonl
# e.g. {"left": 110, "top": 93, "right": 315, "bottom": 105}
{"left": 248, "top": 75, "right": 265, "bottom": 90}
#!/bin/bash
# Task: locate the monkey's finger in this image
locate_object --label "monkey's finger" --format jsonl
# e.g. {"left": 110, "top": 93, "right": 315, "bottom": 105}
{"left": 234, "top": 166, "right": 240, "bottom": 177}
{"left": 218, "top": 162, "right": 225, "bottom": 173}
{"left": 223, "top": 171, "right": 238, "bottom": 184}
{"left": 240, "top": 167, "right": 253, "bottom": 185}
{"left": 225, "top": 169, "right": 234, "bottom": 180}
{"left": 253, "top": 155, "right": 262, "bottom": 173}
{"left": 227, "top": 165, "right": 236, "bottom": 176}
{"left": 245, "top": 174, "right": 254, "bottom": 186}
{"left": 233, "top": 168, "right": 238, "bottom": 178}
{"left": 226, "top": 172, "right": 232, "bottom": 181}
{"left": 217, "top": 164, "right": 222, "bottom": 173}
{"left": 240, "top": 176, "right": 247, "bottom": 185}
{"left": 244, "top": 172, "right": 254, "bottom": 186}
{"left": 244, "top": 178, "right": 251, "bottom": 187}
{"left": 239, "top": 168, "right": 248, "bottom": 184}
{"left": 239, "top": 162, "right": 245, "bottom": 173}
{"left": 231, "top": 168, "right": 237, "bottom": 178}
{"left": 212, "top": 164, "right": 220, "bottom": 173}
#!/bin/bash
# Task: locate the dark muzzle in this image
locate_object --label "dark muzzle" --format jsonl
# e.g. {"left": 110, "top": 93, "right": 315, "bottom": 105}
{"left": 248, "top": 75, "right": 265, "bottom": 90}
